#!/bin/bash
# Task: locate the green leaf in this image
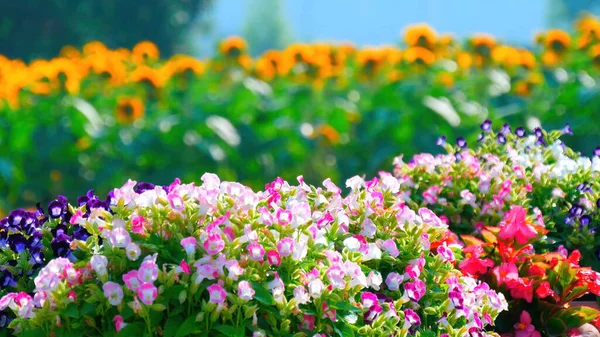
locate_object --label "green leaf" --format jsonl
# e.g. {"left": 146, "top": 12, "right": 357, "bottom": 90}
{"left": 545, "top": 317, "right": 567, "bottom": 337}
{"left": 116, "top": 322, "right": 145, "bottom": 337}
{"left": 62, "top": 302, "right": 80, "bottom": 318}
{"left": 329, "top": 301, "right": 362, "bottom": 313}
{"left": 164, "top": 316, "right": 184, "bottom": 337}
{"left": 250, "top": 281, "right": 275, "bottom": 305}
{"left": 175, "top": 315, "right": 200, "bottom": 337}
{"left": 213, "top": 325, "right": 244, "bottom": 336}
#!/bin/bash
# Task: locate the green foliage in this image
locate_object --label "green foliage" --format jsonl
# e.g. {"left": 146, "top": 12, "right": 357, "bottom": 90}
{"left": 0, "top": 0, "right": 212, "bottom": 60}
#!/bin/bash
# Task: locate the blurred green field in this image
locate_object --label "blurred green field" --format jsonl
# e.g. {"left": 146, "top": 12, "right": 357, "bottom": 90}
{"left": 2, "top": 18, "right": 600, "bottom": 210}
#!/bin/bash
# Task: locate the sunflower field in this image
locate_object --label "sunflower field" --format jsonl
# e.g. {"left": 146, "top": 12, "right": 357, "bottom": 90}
{"left": 2, "top": 15, "right": 600, "bottom": 211}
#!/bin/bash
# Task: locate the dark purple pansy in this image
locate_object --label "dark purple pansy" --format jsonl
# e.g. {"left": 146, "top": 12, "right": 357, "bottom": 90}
{"left": 363, "top": 303, "right": 383, "bottom": 325}
{"left": 477, "top": 133, "right": 485, "bottom": 142}
{"left": 561, "top": 123, "right": 573, "bottom": 135}
{"left": 48, "top": 200, "right": 65, "bottom": 219}
{"left": 566, "top": 216, "right": 575, "bottom": 225}
{"left": 497, "top": 133, "right": 506, "bottom": 144}
{"left": 106, "top": 190, "right": 117, "bottom": 206}
{"left": 594, "top": 146, "right": 600, "bottom": 157}
{"left": 515, "top": 127, "right": 526, "bottom": 138}
{"left": 0, "top": 229, "right": 7, "bottom": 247}
{"left": 536, "top": 137, "right": 547, "bottom": 146}
{"left": 456, "top": 137, "right": 467, "bottom": 149}
{"left": 597, "top": 198, "right": 600, "bottom": 208}
{"left": 570, "top": 205, "right": 585, "bottom": 217}
{"left": 7, "top": 209, "right": 27, "bottom": 229}
{"left": 8, "top": 234, "right": 28, "bottom": 254}
{"left": 534, "top": 127, "right": 543, "bottom": 138}
{"left": 480, "top": 120, "right": 492, "bottom": 132}
{"left": 455, "top": 152, "right": 463, "bottom": 161}
{"left": 72, "top": 225, "right": 90, "bottom": 241}
{"left": 51, "top": 234, "right": 71, "bottom": 258}
{"left": 577, "top": 183, "right": 587, "bottom": 191}
{"left": 580, "top": 215, "right": 592, "bottom": 227}
{"left": 501, "top": 123, "right": 511, "bottom": 135}
{"left": 87, "top": 199, "right": 109, "bottom": 213}
{"left": 0, "top": 270, "right": 17, "bottom": 289}
{"left": 0, "top": 310, "right": 11, "bottom": 327}
{"left": 28, "top": 247, "right": 44, "bottom": 265}
{"left": 590, "top": 227, "right": 597, "bottom": 236}
{"left": 28, "top": 231, "right": 43, "bottom": 249}
{"left": 134, "top": 182, "right": 156, "bottom": 194}
{"left": 436, "top": 136, "right": 446, "bottom": 147}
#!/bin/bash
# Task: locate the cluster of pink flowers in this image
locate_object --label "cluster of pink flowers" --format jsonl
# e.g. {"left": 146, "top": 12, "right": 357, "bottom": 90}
{"left": 0, "top": 173, "right": 506, "bottom": 336}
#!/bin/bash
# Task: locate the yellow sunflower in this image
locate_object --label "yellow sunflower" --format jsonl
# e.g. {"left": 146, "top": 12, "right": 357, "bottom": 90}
{"left": 115, "top": 97, "right": 145, "bottom": 124}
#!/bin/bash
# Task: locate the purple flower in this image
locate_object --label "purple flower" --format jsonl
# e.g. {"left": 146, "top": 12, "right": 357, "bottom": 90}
{"left": 436, "top": 136, "right": 446, "bottom": 147}
{"left": 580, "top": 215, "right": 591, "bottom": 227}
{"left": 477, "top": 133, "right": 485, "bottom": 142}
{"left": 364, "top": 302, "right": 382, "bottom": 325}
{"left": 596, "top": 198, "right": 600, "bottom": 208}
{"left": 403, "top": 309, "right": 421, "bottom": 327}
{"left": 8, "top": 234, "right": 27, "bottom": 254}
{"left": 570, "top": 205, "right": 584, "bottom": 217}
{"left": 534, "top": 127, "right": 543, "bottom": 138}
{"left": 497, "top": 133, "right": 506, "bottom": 144}
{"left": 455, "top": 152, "right": 463, "bottom": 161}
{"left": 536, "top": 137, "right": 547, "bottom": 146}
{"left": 403, "top": 279, "right": 426, "bottom": 302}
{"left": 134, "top": 182, "right": 156, "bottom": 194}
{"left": 561, "top": 123, "right": 573, "bottom": 135}
{"left": 480, "top": 120, "right": 492, "bottom": 132}
{"left": 565, "top": 216, "right": 575, "bottom": 226}
{"left": 449, "top": 290, "right": 464, "bottom": 309}
{"left": 501, "top": 123, "right": 511, "bottom": 134}
{"left": 0, "top": 270, "right": 17, "bottom": 289}
{"left": 361, "top": 292, "right": 378, "bottom": 308}
{"left": 594, "top": 146, "right": 600, "bottom": 157}
{"left": 515, "top": 127, "right": 526, "bottom": 138}
{"left": 7, "top": 209, "right": 27, "bottom": 230}
{"left": 456, "top": 137, "right": 467, "bottom": 149}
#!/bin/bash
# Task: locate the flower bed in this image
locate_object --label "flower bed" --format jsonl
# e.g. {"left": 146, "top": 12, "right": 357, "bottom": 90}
{"left": 1, "top": 175, "right": 507, "bottom": 336}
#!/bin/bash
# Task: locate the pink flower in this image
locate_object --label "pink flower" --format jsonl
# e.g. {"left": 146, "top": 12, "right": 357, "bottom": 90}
{"left": 123, "top": 270, "right": 142, "bottom": 291}
{"left": 69, "top": 209, "right": 83, "bottom": 225}
{"left": 125, "top": 242, "right": 141, "bottom": 261}
{"left": 204, "top": 232, "right": 225, "bottom": 255}
{"left": 168, "top": 193, "right": 185, "bottom": 211}
{"left": 277, "top": 237, "right": 295, "bottom": 257}
{"left": 90, "top": 255, "right": 108, "bottom": 276}
{"left": 404, "top": 279, "right": 426, "bottom": 302}
{"left": 361, "top": 292, "right": 378, "bottom": 308}
{"left": 247, "top": 243, "right": 265, "bottom": 261}
{"left": 326, "top": 265, "right": 346, "bottom": 289}
{"left": 405, "top": 264, "right": 420, "bottom": 279}
{"left": 385, "top": 272, "right": 404, "bottom": 291}
{"left": 194, "top": 263, "right": 219, "bottom": 284}
{"left": 322, "top": 302, "right": 337, "bottom": 322}
{"left": 507, "top": 278, "right": 534, "bottom": 303}
{"left": 294, "top": 286, "right": 310, "bottom": 304}
{"left": 382, "top": 239, "right": 399, "bottom": 258}
{"left": 103, "top": 282, "right": 124, "bottom": 306}
{"left": 177, "top": 260, "right": 191, "bottom": 274}
{"left": 113, "top": 315, "right": 127, "bottom": 332}
{"left": 276, "top": 209, "right": 292, "bottom": 225}
{"left": 238, "top": 280, "right": 255, "bottom": 300}
{"left": 498, "top": 206, "right": 538, "bottom": 245}
{"left": 138, "top": 260, "right": 159, "bottom": 283}
{"left": 299, "top": 314, "right": 315, "bottom": 331}
{"left": 513, "top": 311, "right": 541, "bottom": 337}
{"left": 492, "top": 263, "right": 519, "bottom": 285}
{"left": 418, "top": 208, "right": 445, "bottom": 228}
{"left": 0, "top": 292, "right": 34, "bottom": 318}
{"left": 137, "top": 283, "right": 158, "bottom": 305}
{"left": 180, "top": 237, "right": 197, "bottom": 256}
{"left": 267, "top": 250, "right": 281, "bottom": 266}
{"left": 308, "top": 278, "right": 324, "bottom": 298}
{"left": 109, "top": 227, "right": 131, "bottom": 248}
{"left": 131, "top": 216, "right": 146, "bottom": 235}
{"left": 403, "top": 309, "right": 421, "bottom": 327}
{"left": 207, "top": 283, "right": 227, "bottom": 304}
{"left": 225, "top": 260, "right": 244, "bottom": 280}
{"left": 437, "top": 242, "right": 455, "bottom": 262}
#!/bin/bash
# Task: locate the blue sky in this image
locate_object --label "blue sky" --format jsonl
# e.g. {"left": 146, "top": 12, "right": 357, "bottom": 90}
{"left": 198, "top": 0, "right": 548, "bottom": 55}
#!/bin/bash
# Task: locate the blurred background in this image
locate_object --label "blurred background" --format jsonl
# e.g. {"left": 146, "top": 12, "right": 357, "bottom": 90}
{"left": 0, "top": 0, "right": 599, "bottom": 211}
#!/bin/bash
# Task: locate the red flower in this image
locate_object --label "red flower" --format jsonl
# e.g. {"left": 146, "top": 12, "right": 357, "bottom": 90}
{"left": 458, "top": 245, "right": 494, "bottom": 276}
{"left": 576, "top": 268, "right": 600, "bottom": 296}
{"left": 507, "top": 277, "right": 534, "bottom": 303}
{"left": 535, "top": 281, "right": 557, "bottom": 301}
{"left": 567, "top": 250, "right": 581, "bottom": 267}
{"left": 527, "top": 265, "right": 545, "bottom": 277}
{"left": 492, "top": 263, "right": 519, "bottom": 285}
{"left": 514, "top": 310, "right": 541, "bottom": 337}
{"left": 498, "top": 206, "right": 538, "bottom": 245}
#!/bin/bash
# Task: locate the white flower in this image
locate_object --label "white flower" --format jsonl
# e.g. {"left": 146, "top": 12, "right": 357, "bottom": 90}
{"left": 343, "top": 237, "right": 360, "bottom": 252}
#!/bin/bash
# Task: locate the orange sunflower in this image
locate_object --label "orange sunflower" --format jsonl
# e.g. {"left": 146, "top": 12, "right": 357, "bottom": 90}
{"left": 471, "top": 34, "right": 496, "bottom": 57}
{"left": 115, "top": 97, "right": 145, "bottom": 123}
{"left": 219, "top": 36, "right": 248, "bottom": 57}
{"left": 132, "top": 41, "right": 160, "bottom": 64}
{"left": 403, "top": 47, "right": 436, "bottom": 66}
{"left": 404, "top": 23, "right": 438, "bottom": 49}
{"left": 544, "top": 29, "right": 571, "bottom": 53}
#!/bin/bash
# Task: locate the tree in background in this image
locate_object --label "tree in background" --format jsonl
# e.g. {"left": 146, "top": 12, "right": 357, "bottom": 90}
{"left": 242, "top": 0, "right": 293, "bottom": 56}
{"left": 0, "top": 0, "right": 212, "bottom": 61}
{"left": 547, "top": 0, "right": 600, "bottom": 29}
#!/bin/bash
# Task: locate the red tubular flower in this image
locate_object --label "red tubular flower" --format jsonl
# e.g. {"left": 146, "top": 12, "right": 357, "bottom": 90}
{"left": 528, "top": 265, "right": 545, "bottom": 277}
{"left": 458, "top": 245, "right": 495, "bottom": 276}
{"left": 567, "top": 250, "right": 581, "bottom": 267}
